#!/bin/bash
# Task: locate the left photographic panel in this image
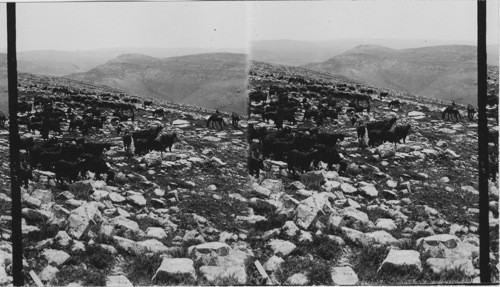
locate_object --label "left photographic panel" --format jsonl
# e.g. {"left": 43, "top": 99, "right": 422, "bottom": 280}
{"left": 2, "top": 2, "right": 253, "bottom": 286}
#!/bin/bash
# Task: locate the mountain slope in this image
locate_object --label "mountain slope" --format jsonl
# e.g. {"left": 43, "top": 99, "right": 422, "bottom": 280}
{"left": 250, "top": 40, "right": 499, "bottom": 67}
{"left": 302, "top": 45, "right": 485, "bottom": 105}
{"left": 65, "top": 53, "right": 248, "bottom": 114}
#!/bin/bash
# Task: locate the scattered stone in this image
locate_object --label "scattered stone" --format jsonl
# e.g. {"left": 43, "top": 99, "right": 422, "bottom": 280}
{"left": 106, "top": 275, "right": 133, "bottom": 287}
{"left": 331, "top": 266, "right": 359, "bottom": 285}
{"left": 286, "top": 273, "right": 309, "bottom": 285}
{"left": 264, "top": 255, "right": 284, "bottom": 272}
{"left": 268, "top": 239, "right": 296, "bottom": 256}
{"left": 153, "top": 258, "right": 196, "bottom": 281}
{"left": 379, "top": 249, "right": 422, "bottom": 273}
{"left": 42, "top": 249, "right": 70, "bottom": 266}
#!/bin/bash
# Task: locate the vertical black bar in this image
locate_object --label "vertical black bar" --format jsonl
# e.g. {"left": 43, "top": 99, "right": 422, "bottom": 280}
{"left": 7, "top": 3, "right": 23, "bottom": 286}
{"left": 477, "top": 0, "right": 490, "bottom": 283}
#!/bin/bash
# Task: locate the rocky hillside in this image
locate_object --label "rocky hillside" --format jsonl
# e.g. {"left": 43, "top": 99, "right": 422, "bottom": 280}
{"left": 0, "top": 73, "right": 254, "bottom": 286}
{"left": 303, "top": 45, "right": 490, "bottom": 105}
{"left": 242, "top": 61, "right": 499, "bottom": 285}
{"left": 0, "top": 61, "right": 497, "bottom": 286}
{"left": 65, "top": 53, "right": 248, "bottom": 114}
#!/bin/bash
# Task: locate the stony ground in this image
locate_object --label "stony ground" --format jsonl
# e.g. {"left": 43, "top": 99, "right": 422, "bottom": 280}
{"left": 0, "top": 70, "right": 497, "bottom": 286}
{"left": 239, "top": 68, "right": 499, "bottom": 285}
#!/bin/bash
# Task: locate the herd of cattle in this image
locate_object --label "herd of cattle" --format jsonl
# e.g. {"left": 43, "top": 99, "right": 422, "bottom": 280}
{"left": 246, "top": 73, "right": 499, "bottom": 181}
{"left": 5, "top": 86, "right": 183, "bottom": 188}
{"left": 0, "top": 74, "right": 498, "bottom": 187}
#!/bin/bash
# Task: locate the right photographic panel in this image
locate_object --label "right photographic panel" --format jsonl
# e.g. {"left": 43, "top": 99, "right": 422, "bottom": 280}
{"left": 246, "top": 0, "right": 499, "bottom": 285}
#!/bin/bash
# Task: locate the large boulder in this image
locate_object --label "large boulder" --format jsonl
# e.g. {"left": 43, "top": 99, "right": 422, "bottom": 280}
{"left": 260, "top": 179, "right": 284, "bottom": 194}
{"left": 295, "top": 193, "right": 333, "bottom": 230}
{"left": 153, "top": 258, "right": 196, "bottom": 281}
{"left": 426, "top": 257, "right": 477, "bottom": 277}
{"left": 377, "top": 143, "right": 395, "bottom": 158}
{"left": 142, "top": 151, "right": 163, "bottom": 167}
{"left": 199, "top": 266, "right": 246, "bottom": 284}
{"left": 42, "top": 249, "right": 70, "bottom": 266}
{"left": 268, "top": 239, "right": 297, "bottom": 256}
{"left": 340, "top": 207, "right": 370, "bottom": 225}
{"left": 416, "top": 234, "right": 461, "bottom": 257}
{"left": 378, "top": 249, "right": 422, "bottom": 273}
{"left": 300, "top": 170, "right": 326, "bottom": 185}
{"left": 106, "top": 275, "right": 133, "bottom": 287}
{"left": 67, "top": 202, "right": 103, "bottom": 239}
{"left": 365, "top": 230, "right": 398, "bottom": 246}
{"left": 331, "top": 266, "right": 359, "bottom": 285}
{"left": 69, "top": 181, "right": 94, "bottom": 199}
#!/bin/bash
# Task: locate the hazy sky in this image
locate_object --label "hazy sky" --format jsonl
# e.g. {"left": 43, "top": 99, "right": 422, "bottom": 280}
{"left": 0, "top": 1, "right": 497, "bottom": 51}
{"left": 249, "top": 0, "right": 499, "bottom": 45}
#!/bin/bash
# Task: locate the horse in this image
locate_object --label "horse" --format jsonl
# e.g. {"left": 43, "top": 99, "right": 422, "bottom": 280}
{"left": 442, "top": 106, "right": 461, "bottom": 121}
{"left": 206, "top": 114, "right": 225, "bottom": 130}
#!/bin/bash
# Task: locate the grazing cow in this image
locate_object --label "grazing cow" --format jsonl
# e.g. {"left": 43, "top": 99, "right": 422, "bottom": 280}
{"left": 467, "top": 104, "right": 476, "bottom": 122}
{"left": 153, "top": 108, "right": 165, "bottom": 117}
{"left": 489, "top": 130, "right": 499, "bottom": 147}
{"left": 39, "top": 150, "right": 62, "bottom": 170}
{"left": 442, "top": 106, "right": 461, "bottom": 121}
{"left": 490, "top": 151, "right": 499, "bottom": 182}
{"left": 83, "top": 142, "right": 112, "bottom": 157}
{"left": 0, "top": 111, "right": 6, "bottom": 128}
{"left": 80, "top": 155, "right": 114, "bottom": 181}
{"left": 143, "top": 100, "right": 153, "bottom": 108}
{"left": 368, "top": 130, "right": 383, "bottom": 147}
{"left": 116, "top": 125, "right": 122, "bottom": 135}
{"left": 132, "top": 125, "right": 163, "bottom": 144}
{"left": 159, "top": 133, "right": 177, "bottom": 152}
{"left": 206, "top": 114, "right": 225, "bottom": 130}
{"left": 248, "top": 156, "right": 264, "bottom": 178}
{"left": 312, "top": 145, "right": 347, "bottom": 173}
{"left": 123, "top": 134, "right": 132, "bottom": 152}
{"left": 356, "top": 125, "right": 367, "bottom": 147}
{"left": 134, "top": 139, "right": 150, "bottom": 156}
{"left": 231, "top": 112, "right": 240, "bottom": 128}
{"left": 53, "top": 160, "right": 82, "bottom": 183}
{"left": 68, "top": 118, "right": 85, "bottom": 132}
{"left": 487, "top": 108, "right": 499, "bottom": 124}
{"left": 286, "top": 149, "right": 315, "bottom": 174}
{"left": 19, "top": 166, "right": 33, "bottom": 188}
{"left": 314, "top": 132, "right": 346, "bottom": 148}
{"left": 248, "top": 124, "right": 267, "bottom": 143}
{"left": 366, "top": 117, "right": 397, "bottom": 133}
{"left": 388, "top": 100, "right": 401, "bottom": 108}
{"left": 392, "top": 124, "right": 412, "bottom": 144}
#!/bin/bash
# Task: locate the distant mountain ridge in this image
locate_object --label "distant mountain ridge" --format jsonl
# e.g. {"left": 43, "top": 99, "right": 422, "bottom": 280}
{"left": 302, "top": 44, "right": 488, "bottom": 105}
{"left": 65, "top": 52, "right": 248, "bottom": 114}
{"left": 250, "top": 39, "right": 499, "bottom": 67}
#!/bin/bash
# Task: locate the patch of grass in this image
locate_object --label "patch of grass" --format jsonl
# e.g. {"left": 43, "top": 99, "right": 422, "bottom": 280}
{"left": 22, "top": 221, "right": 59, "bottom": 243}
{"left": 132, "top": 215, "right": 162, "bottom": 231}
{"left": 351, "top": 244, "right": 389, "bottom": 282}
{"left": 56, "top": 266, "right": 107, "bottom": 286}
{"left": 409, "top": 185, "right": 478, "bottom": 225}
{"left": 308, "top": 261, "right": 333, "bottom": 285}
{"left": 295, "top": 234, "right": 343, "bottom": 262}
{"left": 253, "top": 213, "right": 287, "bottom": 232}
{"left": 178, "top": 192, "right": 248, "bottom": 232}
{"left": 85, "top": 245, "right": 115, "bottom": 270}
{"left": 125, "top": 253, "right": 163, "bottom": 286}
{"left": 275, "top": 256, "right": 312, "bottom": 284}
{"left": 418, "top": 264, "right": 473, "bottom": 284}
{"left": 275, "top": 255, "right": 333, "bottom": 285}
